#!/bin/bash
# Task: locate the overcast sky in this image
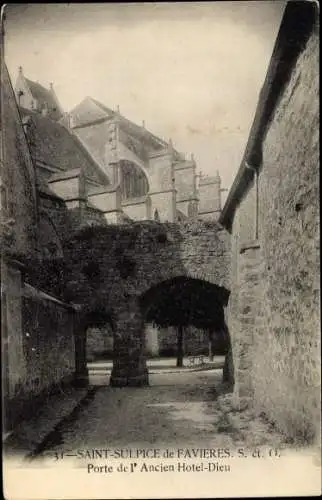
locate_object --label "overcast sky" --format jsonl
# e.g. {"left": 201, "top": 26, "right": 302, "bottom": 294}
{"left": 4, "top": 2, "right": 286, "bottom": 194}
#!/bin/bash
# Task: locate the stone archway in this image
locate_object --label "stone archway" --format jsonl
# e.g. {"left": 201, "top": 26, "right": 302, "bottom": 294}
{"left": 74, "top": 308, "right": 115, "bottom": 387}
{"left": 64, "top": 220, "right": 231, "bottom": 387}
{"left": 139, "top": 276, "right": 233, "bottom": 381}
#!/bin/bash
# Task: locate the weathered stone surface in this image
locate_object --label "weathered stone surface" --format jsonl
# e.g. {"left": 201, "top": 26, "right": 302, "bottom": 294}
{"left": 63, "top": 219, "right": 230, "bottom": 385}
{"left": 228, "top": 28, "right": 320, "bottom": 443}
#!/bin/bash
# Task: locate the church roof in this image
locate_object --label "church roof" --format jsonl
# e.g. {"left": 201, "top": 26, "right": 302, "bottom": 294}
{"left": 69, "top": 96, "right": 168, "bottom": 152}
{"left": 19, "top": 107, "right": 110, "bottom": 186}
{"left": 24, "top": 78, "right": 64, "bottom": 121}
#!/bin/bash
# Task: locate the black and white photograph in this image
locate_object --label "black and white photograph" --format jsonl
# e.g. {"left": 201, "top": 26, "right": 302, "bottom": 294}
{"left": 1, "top": 2, "right": 320, "bottom": 498}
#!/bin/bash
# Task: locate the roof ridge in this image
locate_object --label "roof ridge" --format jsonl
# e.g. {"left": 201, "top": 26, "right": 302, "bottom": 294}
{"left": 89, "top": 97, "right": 115, "bottom": 116}
{"left": 25, "top": 77, "right": 47, "bottom": 88}
{"left": 75, "top": 96, "right": 166, "bottom": 148}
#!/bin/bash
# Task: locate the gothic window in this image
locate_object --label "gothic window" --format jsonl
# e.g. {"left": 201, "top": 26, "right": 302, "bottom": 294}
{"left": 154, "top": 209, "right": 160, "bottom": 222}
{"left": 120, "top": 161, "right": 149, "bottom": 200}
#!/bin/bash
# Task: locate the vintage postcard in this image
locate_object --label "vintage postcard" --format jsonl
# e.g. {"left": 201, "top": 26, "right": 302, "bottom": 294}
{"left": 1, "top": 1, "right": 321, "bottom": 499}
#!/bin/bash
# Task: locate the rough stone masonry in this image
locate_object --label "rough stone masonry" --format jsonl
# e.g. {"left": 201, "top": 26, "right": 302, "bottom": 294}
{"left": 220, "top": 2, "right": 320, "bottom": 445}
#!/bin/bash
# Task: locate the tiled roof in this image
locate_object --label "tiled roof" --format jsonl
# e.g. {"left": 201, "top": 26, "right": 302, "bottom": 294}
{"left": 25, "top": 78, "right": 63, "bottom": 121}
{"left": 19, "top": 107, "right": 110, "bottom": 186}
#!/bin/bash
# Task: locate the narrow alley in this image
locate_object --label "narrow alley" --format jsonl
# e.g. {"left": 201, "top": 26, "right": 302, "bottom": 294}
{"left": 1, "top": 2, "right": 320, "bottom": 498}
{"left": 31, "top": 364, "right": 287, "bottom": 461}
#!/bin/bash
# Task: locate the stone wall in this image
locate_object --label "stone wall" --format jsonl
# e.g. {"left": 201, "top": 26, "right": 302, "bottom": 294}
{"left": 179, "top": 221, "right": 230, "bottom": 290}
{"left": 198, "top": 175, "right": 221, "bottom": 220}
{"left": 4, "top": 284, "right": 76, "bottom": 429}
{"left": 227, "top": 181, "right": 258, "bottom": 395}
{"left": 86, "top": 325, "right": 114, "bottom": 361}
{"left": 2, "top": 262, "right": 26, "bottom": 400}
{"left": 65, "top": 220, "right": 230, "bottom": 308}
{"left": 122, "top": 197, "right": 148, "bottom": 221}
{"left": 175, "top": 162, "right": 196, "bottom": 206}
{"left": 229, "top": 29, "right": 320, "bottom": 443}
{"left": 22, "top": 292, "right": 76, "bottom": 392}
{"left": 254, "top": 30, "right": 320, "bottom": 443}
{"left": 64, "top": 219, "right": 230, "bottom": 384}
{"left": 145, "top": 325, "right": 210, "bottom": 357}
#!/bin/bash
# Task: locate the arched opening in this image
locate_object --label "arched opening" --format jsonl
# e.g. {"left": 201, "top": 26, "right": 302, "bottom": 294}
{"left": 76, "top": 309, "right": 115, "bottom": 386}
{"left": 120, "top": 160, "right": 149, "bottom": 200}
{"left": 86, "top": 312, "right": 114, "bottom": 363}
{"left": 140, "top": 276, "right": 233, "bottom": 386}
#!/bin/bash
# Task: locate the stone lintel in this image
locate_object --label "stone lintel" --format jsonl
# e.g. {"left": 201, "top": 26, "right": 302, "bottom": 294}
{"left": 239, "top": 239, "right": 261, "bottom": 254}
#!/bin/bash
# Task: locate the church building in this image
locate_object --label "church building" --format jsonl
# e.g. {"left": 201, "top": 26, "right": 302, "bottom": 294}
{"left": 14, "top": 67, "right": 224, "bottom": 225}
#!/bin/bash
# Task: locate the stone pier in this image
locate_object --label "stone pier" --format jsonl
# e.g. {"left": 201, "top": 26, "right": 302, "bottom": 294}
{"left": 110, "top": 297, "right": 149, "bottom": 387}
{"left": 233, "top": 240, "right": 263, "bottom": 400}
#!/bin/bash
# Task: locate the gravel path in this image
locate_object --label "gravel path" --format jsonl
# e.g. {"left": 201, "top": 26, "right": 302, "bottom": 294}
{"left": 35, "top": 369, "right": 288, "bottom": 457}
